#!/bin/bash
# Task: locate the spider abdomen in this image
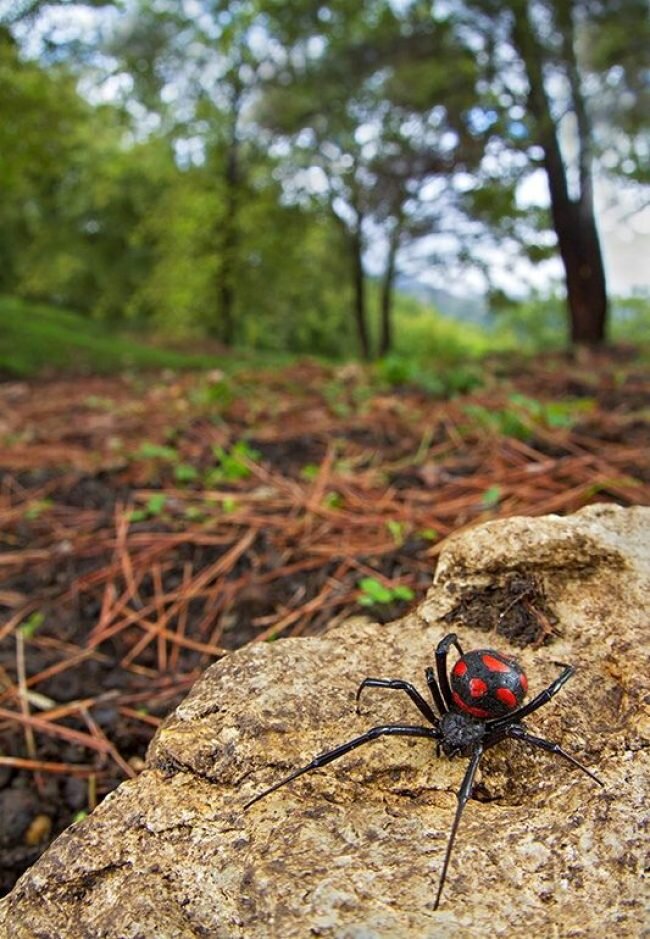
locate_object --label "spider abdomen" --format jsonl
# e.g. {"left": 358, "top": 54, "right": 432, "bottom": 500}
{"left": 451, "top": 648, "right": 528, "bottom": 719}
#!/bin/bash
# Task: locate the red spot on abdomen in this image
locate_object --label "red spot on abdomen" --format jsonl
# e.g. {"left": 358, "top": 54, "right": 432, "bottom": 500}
{"left": 482, "top": 654, "right": 510, "bottom": 673}
{"left": 452, "top": 691, "right": 490, "bottom": 718}
{"left": 453, "top": 660, "right": 468, "bottom": 677}
{"left": 469, "top": 677, "right": 487, "bottom": 698}
{"left": 496, "top": 687, "right": 518, "bottom": 709}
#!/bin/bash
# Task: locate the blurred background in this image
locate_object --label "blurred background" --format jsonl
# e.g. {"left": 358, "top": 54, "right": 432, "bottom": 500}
{"left": 0, "top": 0, "right": 648, "bottom": 900}
{"left": 0, "top": 0, "right": 648, "bottom": 360}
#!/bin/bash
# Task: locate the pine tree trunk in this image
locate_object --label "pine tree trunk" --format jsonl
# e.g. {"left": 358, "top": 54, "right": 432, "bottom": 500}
{"left": 351, "top": 222, "right": 371, "bottom": 360}
{"left": 379, "top": 227, "right": 399, "bottom": 357}
{"left": 511, "top": 0, "right": 608, "bottom": 346}
{"left": 218, "top": 140, "right": 238, "bottom": 346}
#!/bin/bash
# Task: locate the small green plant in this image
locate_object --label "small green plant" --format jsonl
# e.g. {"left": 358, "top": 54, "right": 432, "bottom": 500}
{"left": 323, "top": 491, "right": 344, "bottom": 509}
{"left": 24, "top": 499, "right": 53, "bottom": 521}
{"left": 463, "top": 403, "right": 531, "bottom": 440}
{"left": 507, "top": 393, "right": 595, "bottom": 428}
{"left": 129, "top": 492, "right": 167, "bottom": 522}
{"left": 481, "top": 485, "right": 502, "bottom": 508}
{"left": 174, "top": 463, "right": 200, "bottom": 483}
{"left": 357, "top": 577, "right": 415, "bottom": 607}
{"left": 300, "top": 463, "right": 320, "bottom": 481}
{"left": 184, "top": 505, "right": 206, "bottom": 521}
{"left": 323, "top": 380, "right": 352, "bottom": 417}
{"left": 419, "top": 528, "right": 439, "bottom": 542}
{"left": 136, "top": 442, "right": 179, "bottom": 462}
{"left": 207, "top": 441, "right": 261, "bottom": 483}
{"left": 190, "top": 377, "right": 234, "bottom": 408}
{"left": 386, "top": 519, "right": 407, "bottom": 546}
{"left": 19, "top": 611, "right": 45, "bottom": 638}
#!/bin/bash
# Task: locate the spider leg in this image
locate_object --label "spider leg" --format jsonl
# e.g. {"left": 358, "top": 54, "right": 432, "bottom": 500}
{"left": 434, "top": 743, "right": 483, "bottom": 910}
{"left": 425, "top": 666, "right": 447, "bottom": 716}
{"left": 244, "top": 724, "right": 439, "bottom": 810}
{"left": 355, "top": 678, "right": 439, "bottom": 726}
{"left": 489, "top": 664, "right": 575, "bottom": 729}
{"left": 506, "top": 724, "right": 603, "bottom": 786}
{"left": 435, "top": 633, "right": 464, "bottom": 712}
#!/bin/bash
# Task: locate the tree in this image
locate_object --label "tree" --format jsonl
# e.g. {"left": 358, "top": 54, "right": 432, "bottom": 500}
{"left": 460, "top": 0, "right": 649, "bottom": 345}
{"left": 259, "top": 0, "right": 486, "bottom": 357}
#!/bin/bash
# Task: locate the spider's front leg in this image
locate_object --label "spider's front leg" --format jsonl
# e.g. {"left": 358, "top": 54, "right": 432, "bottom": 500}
{"left": 505, "top": 724, "right": 603, "bottom": 786}
{"left": 244, "top": 723, "right": 439, "bottom": 810}
{"left": 355, "top": 677, "right": 439, "bottom": 725}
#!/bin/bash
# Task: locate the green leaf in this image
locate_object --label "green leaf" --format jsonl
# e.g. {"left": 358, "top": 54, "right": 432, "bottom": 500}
{"left": 481, "top": 485, "right": 502, "bottom": 508}
{"left": 386, "top": 519, "right": 406, "bottom": 545}
{"left": 357, "top": 577, "right": 414, "bottom": 607}
{"left": 24, "top": 499, "right": 53, "bottom": 521}
{"left": 146, "top": 493, "right": 167, "bottom": 515}
{"left": 19, "top": 611, "right": 45, "bottom": 638}
{"left": 300, "top": 463, "right": 320, "bottom": 481}
{"left": 419, "top": 528, "right": 439, "bottom": 542}
{"left": 174, "top": 463, "right": 199, "bottom": 483}
{"left": 137, "top": 442, "right": 179, "bottom": 462}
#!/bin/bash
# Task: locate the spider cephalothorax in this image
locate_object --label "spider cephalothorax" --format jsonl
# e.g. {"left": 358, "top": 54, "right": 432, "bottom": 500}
{"left": 245, "top": 632, "right": 603, "bottom": 909}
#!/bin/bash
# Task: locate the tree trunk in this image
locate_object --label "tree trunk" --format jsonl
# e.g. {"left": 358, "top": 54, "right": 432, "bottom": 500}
{"left": 218, "top": 136, "right": 238, "bottom": 346}
{"left": 213, "top": 81, "right": 242, "bottom": 346}
{"left": 379, "top": 226, "right": 400, "bottom": 357}
{"left": 510, "top": 0, "right": 608, "bottom": 346}
{"left": 351, "top": 220, "right": 371, "bottom": 360}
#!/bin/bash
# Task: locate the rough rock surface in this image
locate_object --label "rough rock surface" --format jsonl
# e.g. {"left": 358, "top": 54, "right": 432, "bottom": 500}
{"left": 1, "top": 503, "right": 648, "bottom": 938}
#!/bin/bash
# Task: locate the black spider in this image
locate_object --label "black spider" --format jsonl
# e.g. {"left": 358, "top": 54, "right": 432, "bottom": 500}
{"left": 244, "top": 632, "right": 603, "bottom": 908}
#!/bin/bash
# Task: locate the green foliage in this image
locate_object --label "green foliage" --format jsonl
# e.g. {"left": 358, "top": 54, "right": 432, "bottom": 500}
{"left": 611, "top": 292, "right": 650, "bottom": 343}
{"left": 24, "top": 499, "right": 54, "bottom": 521}
{"left": 464, "top": 394, "right": 595, "bottom": 441}
{"left": 129, "top": 492, "right": 167, "bottom": 522}
{"left": 208, "top": 441, "right": 261, "bottom": 483}
{"left": 481, "top": 485, "right": 502, "bottom": 509}
{"left": 0, "top": 297, "right": 227, "bottom": 377}
{"left": 357, "top": 577, "right": 415, "bottom": 607}
{"left": 137, "top": 442, "right": 179, "bottom": 462}
{"left": 19, "top": 611, "right": 46, "bottom": 638}
{"left": 376, "top": 354, "right": 485, "bottom": 397}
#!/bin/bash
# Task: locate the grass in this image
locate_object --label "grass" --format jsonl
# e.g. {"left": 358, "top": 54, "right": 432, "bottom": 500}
{"left": 0, "top": 297, "right": 229, "bottom": 377}
{"left": 3, "top": 292, "right": 647, "bottom": 382}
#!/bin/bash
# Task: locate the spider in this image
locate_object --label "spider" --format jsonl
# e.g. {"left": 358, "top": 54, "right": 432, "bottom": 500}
{"left": 244, "top": 632, "right": 603, "bottom": 909}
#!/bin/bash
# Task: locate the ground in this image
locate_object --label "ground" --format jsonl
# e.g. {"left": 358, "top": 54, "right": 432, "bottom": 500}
{"left": 0, "top": 348, "right": 648, "bottom": 895}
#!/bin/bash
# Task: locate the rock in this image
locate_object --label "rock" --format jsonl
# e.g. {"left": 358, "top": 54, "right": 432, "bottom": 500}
{"left": 1, "top": 504, "right": 648, "bottom": 938}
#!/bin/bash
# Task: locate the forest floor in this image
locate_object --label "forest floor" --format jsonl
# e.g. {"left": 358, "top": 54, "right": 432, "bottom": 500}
{"left": 1, "top": 347, "right": 649, "bottom": 894}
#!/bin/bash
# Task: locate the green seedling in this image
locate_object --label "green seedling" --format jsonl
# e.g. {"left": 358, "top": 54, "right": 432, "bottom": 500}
{"left": 129, "top": 492, "right": 167, "bottom": 522}
{"left": 24, "top": 499, "right": 53, "bottom": 521}
{"left": 481, "top": 485, "right": 502, "bottom": 508}
{"left": 419, "top": 528, "right": 439, "bottom": 542}
{"left": 386, "top": 519, "right": 407, "bottom": 546}
{"left": 174, "top": 463, "right": 200, "bottom": 483}
{"left": 357, "top": 577, "right": 415, "bottom": 607}
{"left": 19, "top": 611, "right": 45, "bottom": 638}
{"left": 208, "top": 441, "right": 261, "bottom": 483}
{"left": 136, "top": 442, "right": 179, "bottom": 462}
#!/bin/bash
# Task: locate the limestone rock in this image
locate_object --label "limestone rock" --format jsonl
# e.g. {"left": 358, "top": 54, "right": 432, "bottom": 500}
{"left": 1, "top": 504, "right": 648, "bottom": 938}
